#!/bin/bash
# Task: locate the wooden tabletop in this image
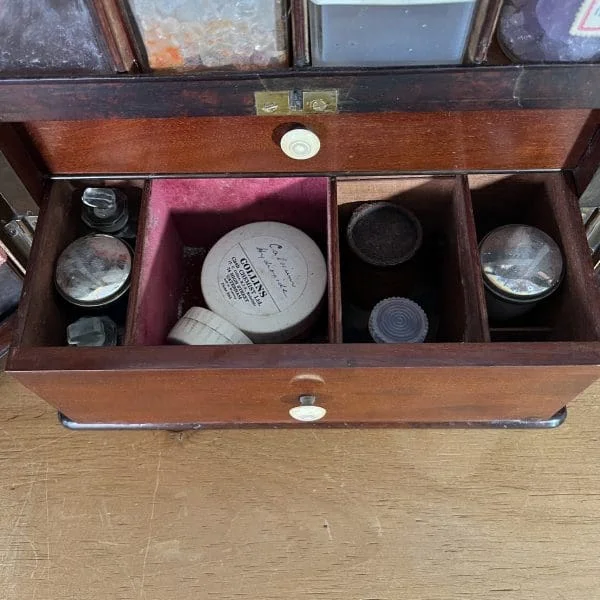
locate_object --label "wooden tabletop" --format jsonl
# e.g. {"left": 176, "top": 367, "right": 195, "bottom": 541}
{"left": 1, "top": 368, "right": 600, "bottom": 600}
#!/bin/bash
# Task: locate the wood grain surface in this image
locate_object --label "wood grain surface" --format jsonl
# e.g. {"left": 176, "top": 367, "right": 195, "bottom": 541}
{"left": 24, "top": 110, "right": 595, "bottom": 175}
{"left": 2, "top": 367, "right": 600, "bottom": 600}
{"left": 3, "top": 66, "right": 600, "bottom": 121}
{"left": 11, "top": 362, "right": 600, "bottom": 425}
{"left": 0, "top": 124, "right": 45, "bottom": 204}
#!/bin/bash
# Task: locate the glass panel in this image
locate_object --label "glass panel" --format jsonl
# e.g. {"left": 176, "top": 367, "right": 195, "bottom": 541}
{"left": 308, "top": 0, "right": 479, "bottom": 67}
{"left": 125, "top": 0, "right": 289, "bottom": 71}
{"left": 498, "top": 0, "right": 600, "bottom": 63}
{"left": 0, "top": 0, "right": 114, "bottom": 75}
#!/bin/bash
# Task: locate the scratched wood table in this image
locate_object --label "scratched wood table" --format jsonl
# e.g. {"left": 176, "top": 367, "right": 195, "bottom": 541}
{"left": 1, "top": 366, "right": 600, "bottom": 600}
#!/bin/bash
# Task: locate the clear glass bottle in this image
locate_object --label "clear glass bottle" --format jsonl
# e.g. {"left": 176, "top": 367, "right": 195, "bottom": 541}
{"left": 55, "top": 234, "right": 133, "bottom": 308}
{"left": 81, "top": 188, "right": 130, "bottom": 235}
{"left": 480, "top": 224, "right": 564, "bottom": 321}
{"left": 67, "top": 316, "right": 118, "bottom": 347}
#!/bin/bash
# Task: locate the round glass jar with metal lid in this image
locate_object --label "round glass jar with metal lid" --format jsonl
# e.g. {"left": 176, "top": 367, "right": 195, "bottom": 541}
{"left": 479, "top": 224, "right": 564, "bottom": 321}
{"left": 55, "top": 234, "right": 133, "bottom": 308}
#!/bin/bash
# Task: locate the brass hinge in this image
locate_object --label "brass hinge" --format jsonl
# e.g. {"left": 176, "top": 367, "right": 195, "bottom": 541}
{"left": 254, "top": 90, "right": 338, "bottom": 116}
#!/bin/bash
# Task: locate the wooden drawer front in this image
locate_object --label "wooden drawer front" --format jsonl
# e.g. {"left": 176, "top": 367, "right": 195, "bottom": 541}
{"left": 25, "top": 109, "right": 595, "bottom": 176}
{"left": 8, "top": 170, "right": 600, "bottom": 426}
{"left": 9, "top": 351, "right": 599, "bottom": 424}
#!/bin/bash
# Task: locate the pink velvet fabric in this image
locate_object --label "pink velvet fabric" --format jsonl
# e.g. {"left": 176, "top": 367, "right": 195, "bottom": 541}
{"left": 130, "top": 177, "right": 329, "bottom": 345}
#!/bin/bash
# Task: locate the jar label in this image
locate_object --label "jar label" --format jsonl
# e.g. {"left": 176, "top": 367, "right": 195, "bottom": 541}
{"left": 570, "top": 0, "right": 600, "bottom": 37}
{"left": 217, "top": 236, "right": 308, "bottom": 316}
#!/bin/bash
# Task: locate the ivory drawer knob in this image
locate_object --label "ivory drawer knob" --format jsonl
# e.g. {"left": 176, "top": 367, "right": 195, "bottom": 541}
{"left": 280, "top": 128, "right": 321, "bottom": 160}
{"left": 289, "top": 395, "right": 326, "bottom": 422}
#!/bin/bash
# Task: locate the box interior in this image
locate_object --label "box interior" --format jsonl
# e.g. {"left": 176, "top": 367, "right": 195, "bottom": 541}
{"left": 16, "top": 172, "right": 600, "bottom": 351}
{"left": 127, "top": 177, "right": 332, "bottom": 345}
{"left": 469, "top": 173, "right": 600, "bottom": 342}
{"left": 18, "top": 180, "right": 144, "bottom": 347}
{"left": 336, "top": 176, "right": 486, "bottom": 343}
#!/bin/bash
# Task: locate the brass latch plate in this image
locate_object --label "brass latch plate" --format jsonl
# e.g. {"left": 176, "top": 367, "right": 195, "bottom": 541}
{"left": 255, "top": 90, "right": 338, "bottom": 116}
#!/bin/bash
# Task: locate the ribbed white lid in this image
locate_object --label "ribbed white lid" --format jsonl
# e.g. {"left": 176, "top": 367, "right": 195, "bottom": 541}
{"left": 280, "top": 129, "right": 321, "bottom": 160}
{"left": 167, "top": 307, "right": 253, "bottom": 345}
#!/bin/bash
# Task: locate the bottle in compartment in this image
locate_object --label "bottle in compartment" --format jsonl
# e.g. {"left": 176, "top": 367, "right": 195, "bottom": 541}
{"left": 369, "top": 296, "right": 429, "bottom": 343}
{"left": 81, "top": 187, "right": 131, "bottom": 236}
{"left": 346, "top": 201, "right": 423, "bottom": 267}
{"left": 344, "top": 201, "right": 424, "bottom": 308}
{"left": 67, "top": 316, "right": 118, "bottom": 347}
{"left": 53, "top": 232, "right": 134, "bottom": 347}
{"left": 479, "top": 224, "right": 564, "bottom": 321}
{"left": 55, "top": 234, "right": 133, "bottom": 309}
{"left": 309, "top": 0, "right": 479, "bottom": 66}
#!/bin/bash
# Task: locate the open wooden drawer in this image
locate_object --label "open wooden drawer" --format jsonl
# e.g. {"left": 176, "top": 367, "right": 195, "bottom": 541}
{"left": 6, "top": 169, "right": 600, "bottom": 426}
{"left": 3, "top": 109, "right": 600, "bottom": 427}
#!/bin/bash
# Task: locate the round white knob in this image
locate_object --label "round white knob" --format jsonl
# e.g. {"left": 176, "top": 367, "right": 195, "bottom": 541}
{"left": 289, "top": 405, "right": 327, "bottom": 422}
{"left": 280, "top": 128, "right": 321, "bottom": 160}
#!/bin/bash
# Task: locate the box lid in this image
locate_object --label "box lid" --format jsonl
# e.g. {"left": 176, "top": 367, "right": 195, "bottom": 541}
{"left": 311, "top": 0, "right": 473, "bottom": 6}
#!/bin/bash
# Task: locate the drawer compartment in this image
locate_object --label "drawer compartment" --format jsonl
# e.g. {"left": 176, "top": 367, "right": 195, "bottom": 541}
{"left": 127, "top": 177, "right": 336, "bottom": 346}
{"left": 470, "top": 173, "right": 600, "bottom": 343}
{"left": 16, "top": 179, "right": 145, "bottom": 348}
{"left": 8, "top": 172, "right": 600, "bottom": 426}
{"left": 337, "top": 175, "right": 487, "bottom": 343}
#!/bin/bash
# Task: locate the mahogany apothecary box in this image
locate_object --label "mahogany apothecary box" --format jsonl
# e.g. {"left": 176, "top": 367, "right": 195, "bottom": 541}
{"left": 2, "top": 1, "right": 600, "bottom": 428}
